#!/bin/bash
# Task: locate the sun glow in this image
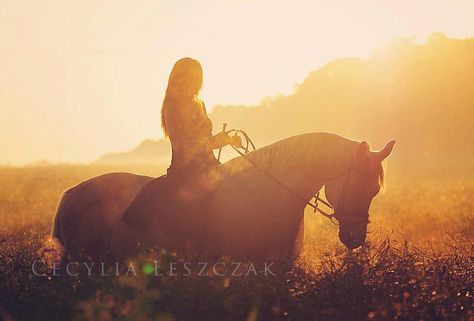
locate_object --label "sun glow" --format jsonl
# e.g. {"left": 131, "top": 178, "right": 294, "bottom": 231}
{"left": 1, "top": 0, "right": 474, "bottom": 164}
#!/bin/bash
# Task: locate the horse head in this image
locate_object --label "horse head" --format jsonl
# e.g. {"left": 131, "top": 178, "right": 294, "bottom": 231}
{"left": 325, "top": 140, "right": 395, "bottom": 249}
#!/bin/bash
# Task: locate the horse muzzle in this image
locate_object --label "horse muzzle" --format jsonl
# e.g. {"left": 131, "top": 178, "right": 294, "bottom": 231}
{"left": 338, "top": 227, "right": 367, "bottom": 250}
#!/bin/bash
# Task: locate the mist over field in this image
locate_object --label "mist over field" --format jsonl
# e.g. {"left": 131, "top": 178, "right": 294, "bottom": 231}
{"left": 96, "top": 34, "right": 474, "bottom": 178}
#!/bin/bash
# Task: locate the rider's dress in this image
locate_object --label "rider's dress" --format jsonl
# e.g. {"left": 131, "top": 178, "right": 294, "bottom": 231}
{"left": 122, "top": 98, "right": 219, "bottom": 239}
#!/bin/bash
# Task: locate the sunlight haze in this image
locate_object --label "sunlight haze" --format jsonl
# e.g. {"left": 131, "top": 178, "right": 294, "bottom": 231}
{"left": 1, "top": 0, "right": 473, "bottom": 164}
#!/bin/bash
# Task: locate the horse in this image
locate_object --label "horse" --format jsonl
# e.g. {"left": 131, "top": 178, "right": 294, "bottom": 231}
{"left": 50, "top": 132, "right": 395, "bottom": 263}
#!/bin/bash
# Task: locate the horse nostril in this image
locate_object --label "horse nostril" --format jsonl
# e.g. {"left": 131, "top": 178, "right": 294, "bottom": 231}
{"left": 346, "top": 239, "right": 363, "bottom": 250}
{"left": 339, "top": 230, "right": 365, "bottom": 250}
{"left": 347, "top": 243, "right": 359, "bottom": 250}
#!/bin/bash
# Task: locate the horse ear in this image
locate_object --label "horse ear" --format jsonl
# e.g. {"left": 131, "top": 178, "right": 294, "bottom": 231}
{"left": 375, "top": 140, "right": 396, "bottom": 160}
{"left": 356, "top": 141, "right": 370, "bottom": 163}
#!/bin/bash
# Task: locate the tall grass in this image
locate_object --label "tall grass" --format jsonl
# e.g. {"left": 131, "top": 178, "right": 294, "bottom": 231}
{"left": 0, "top": 166, "right": 472, "bottom": 321}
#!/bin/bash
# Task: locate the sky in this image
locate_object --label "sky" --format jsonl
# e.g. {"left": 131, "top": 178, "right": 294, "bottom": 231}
{"left": 1, "top": 0, "right": 474, "bottom": 165}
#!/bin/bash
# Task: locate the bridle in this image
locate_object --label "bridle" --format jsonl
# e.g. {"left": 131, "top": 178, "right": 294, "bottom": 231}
{"left": 221, "top": 128, "right": 370, "bottom": 228}
{"left": 313, "top": 166, "right": 370, "bottom": 227}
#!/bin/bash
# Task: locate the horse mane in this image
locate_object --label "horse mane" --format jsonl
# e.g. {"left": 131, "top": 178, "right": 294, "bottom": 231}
{"left": 378, "top": 159, "right": 386, "bottom": 192}
{"left": 246, "top": 132, "right": 386, "bottom": 190}
{"left": 248, "top": 132, "right": 359, "bottom": 173}
{"left": 222, "top": 132, "right": 386, "bottom": 191}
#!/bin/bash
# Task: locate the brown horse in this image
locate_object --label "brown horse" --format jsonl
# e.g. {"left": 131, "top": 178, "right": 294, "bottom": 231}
{"left": 50, "top": 132, "right": 394, "bottom": 262}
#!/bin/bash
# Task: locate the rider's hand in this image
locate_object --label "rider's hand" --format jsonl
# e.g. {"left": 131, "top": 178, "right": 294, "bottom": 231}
{"left": 229, "top": 134, "right": 242, "bottom": 148}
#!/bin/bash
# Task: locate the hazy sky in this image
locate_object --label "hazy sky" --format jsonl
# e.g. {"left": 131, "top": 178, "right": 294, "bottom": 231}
{"left": 1, "top": 0, "right": 473, "bottom": 164}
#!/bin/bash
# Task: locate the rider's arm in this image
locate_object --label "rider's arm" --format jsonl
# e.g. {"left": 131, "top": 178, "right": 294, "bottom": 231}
{"left": 209, "top": 132, "right": 235, "bottom": 149}
{"left": 199, "top": 101, "right": 240, "bottom": 149}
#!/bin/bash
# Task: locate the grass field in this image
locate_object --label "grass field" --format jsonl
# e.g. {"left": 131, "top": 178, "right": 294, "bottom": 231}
{"left": 0, "top": 166, "right": 473, "bottom": 321}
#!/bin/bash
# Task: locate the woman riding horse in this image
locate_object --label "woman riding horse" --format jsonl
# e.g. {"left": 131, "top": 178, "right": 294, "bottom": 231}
{"left": 122, "top": 57, "right": 241, "bottom": 239}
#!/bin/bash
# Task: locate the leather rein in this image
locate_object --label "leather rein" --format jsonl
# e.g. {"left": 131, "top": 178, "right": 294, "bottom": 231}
{"left": 221, "top": 129, "right": 370, "bottom": 227}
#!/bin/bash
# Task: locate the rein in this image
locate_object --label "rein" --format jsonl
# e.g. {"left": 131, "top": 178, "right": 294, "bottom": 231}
{"left": 223, "top": 128, "right": 368, "bottom": 227}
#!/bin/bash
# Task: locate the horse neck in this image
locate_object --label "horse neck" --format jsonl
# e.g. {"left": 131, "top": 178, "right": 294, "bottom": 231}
{"left": 310, "top": 135, "right": 358, "bottom": 183}
{"left": 252, "top": 133, "right": 358, "bottom": 199}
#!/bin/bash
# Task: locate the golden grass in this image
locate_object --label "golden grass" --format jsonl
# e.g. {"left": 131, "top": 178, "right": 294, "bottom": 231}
{"left": 0, "top": 166, "right": 472, "bottom": 321}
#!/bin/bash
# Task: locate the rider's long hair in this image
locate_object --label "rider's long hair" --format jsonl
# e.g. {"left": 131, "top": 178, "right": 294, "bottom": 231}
{"left": 161, "top": 58, "right": 203, "bottom": 137}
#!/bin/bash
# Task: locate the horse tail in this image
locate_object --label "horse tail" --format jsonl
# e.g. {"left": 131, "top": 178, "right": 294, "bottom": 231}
{"left": 39, "top": 190, "right": 71, "bottom": 266}
{"left": 52, "top": 189, "right": 71, "bottom": 245}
